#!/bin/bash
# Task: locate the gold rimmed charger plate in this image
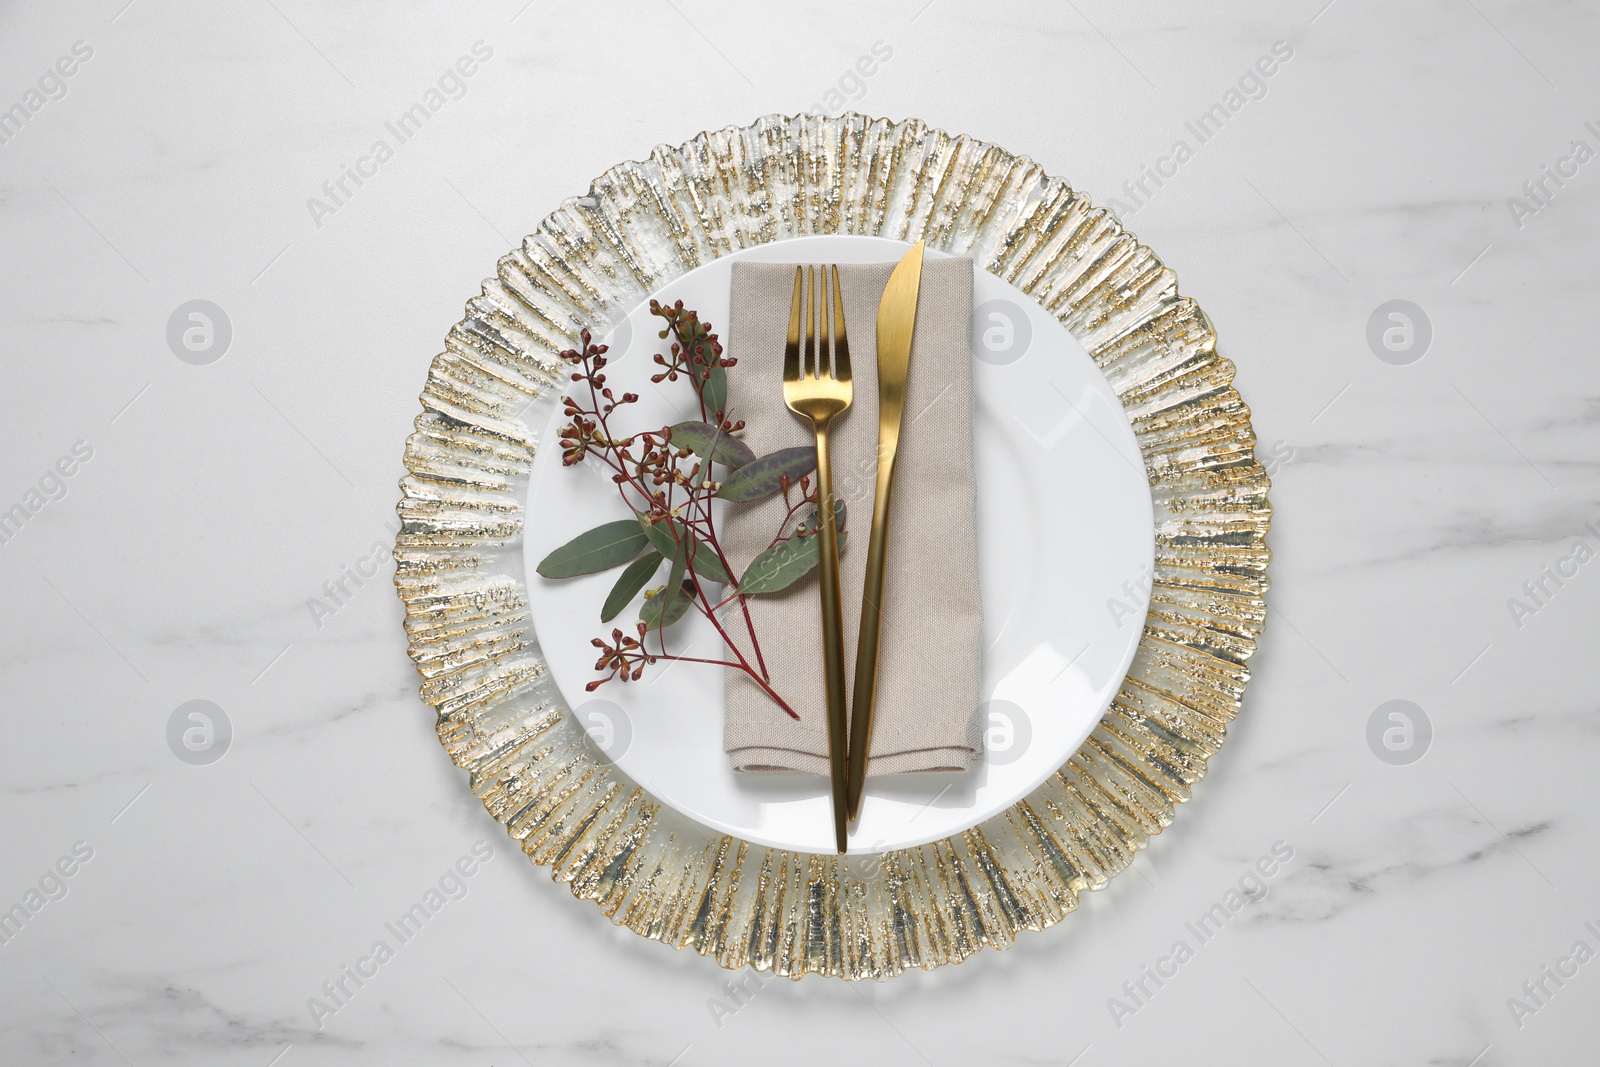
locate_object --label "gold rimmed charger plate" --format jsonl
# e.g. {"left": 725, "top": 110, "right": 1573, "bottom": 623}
{"left": 393, "top": 112, "right": 1271, "bottom": 981}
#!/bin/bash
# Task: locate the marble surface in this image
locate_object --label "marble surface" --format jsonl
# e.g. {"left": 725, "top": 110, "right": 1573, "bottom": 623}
{"left": 2, "top": 0, "right": 1597, "bottom": 1064}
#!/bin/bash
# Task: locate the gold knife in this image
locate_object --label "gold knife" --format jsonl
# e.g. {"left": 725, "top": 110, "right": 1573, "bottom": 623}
{"left": 845, "top": 240, "right": 925, "bottom": 822}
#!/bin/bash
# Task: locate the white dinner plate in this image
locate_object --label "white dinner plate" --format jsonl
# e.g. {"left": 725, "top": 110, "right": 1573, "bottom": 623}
{"left": 523, "top": 234, "right": 1152, "bottom": 854}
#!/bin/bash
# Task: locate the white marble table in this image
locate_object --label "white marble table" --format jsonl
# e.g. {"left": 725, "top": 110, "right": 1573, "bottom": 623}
{"left": 3, "top": 1, "right": 1597, "bottom": 1063}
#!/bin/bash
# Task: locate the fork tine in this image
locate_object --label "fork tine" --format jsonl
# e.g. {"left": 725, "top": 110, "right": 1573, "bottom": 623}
{"left": 830, "top": 265, "right": 850, "bottom": 383}
{"left": 785, "top": 266, "right": 802, "bottom": 382}
{"left": 804, "top": 266, "right": 816, "bottom": 378}
{"left": 818, "top": 264, "right": 832, "bottom": 379}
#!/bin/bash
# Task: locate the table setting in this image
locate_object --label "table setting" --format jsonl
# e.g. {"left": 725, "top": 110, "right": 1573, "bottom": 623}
{"left": 395, "top": 112, "right": 1270, "bottom": 979}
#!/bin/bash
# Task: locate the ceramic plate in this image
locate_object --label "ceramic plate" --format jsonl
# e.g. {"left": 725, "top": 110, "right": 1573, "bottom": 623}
{"left": 523, "top": 234, "right": 1153, "bottom": 853}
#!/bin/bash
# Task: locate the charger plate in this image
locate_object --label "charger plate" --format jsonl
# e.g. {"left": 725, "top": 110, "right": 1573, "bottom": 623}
{"left": 393, "top": 112, "right": 1272, "bottom": 980}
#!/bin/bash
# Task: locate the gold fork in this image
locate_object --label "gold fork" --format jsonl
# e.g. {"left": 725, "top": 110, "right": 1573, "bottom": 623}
{"left": 783, "top": 265, "right": 853, "bottom": 854}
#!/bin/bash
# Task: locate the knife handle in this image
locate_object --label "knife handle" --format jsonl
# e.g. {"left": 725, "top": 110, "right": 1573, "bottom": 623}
{"left": 846, "top": 455, "right": 897, "bottom": 822}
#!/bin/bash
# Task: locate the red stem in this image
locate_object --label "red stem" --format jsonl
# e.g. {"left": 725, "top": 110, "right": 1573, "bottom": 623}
{"left": 651, "top": 652, "right": 800, "bottom": 719}
{"left": 685, "top": 476, "right": 770, "bottom": 681}
{"left": 571, "top": 330, "right": 798, "bottom": 719}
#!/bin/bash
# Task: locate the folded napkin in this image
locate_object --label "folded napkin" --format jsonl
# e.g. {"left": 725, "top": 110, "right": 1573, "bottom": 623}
{"left": 721, "top": 258, "right": 983, "bottom": 777}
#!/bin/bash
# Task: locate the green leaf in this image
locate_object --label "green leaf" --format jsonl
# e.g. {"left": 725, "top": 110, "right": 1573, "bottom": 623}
{"left": 644, "top": 531, "right": 690, "bottom": 632}
{"left": 715, "top": 447, "right": 818, "bottom": 503}
{"left": 703, "top": 361, "right": 727, "bottom": 418}
{"left": 668, "top": 421, "right": 755, "bottom": 469}
{"left": 688, "top": 538, "right": 732, "bottom": 584}
{"left": 536, "top": 519, "right": 648, "bottom": 578}
{"left": 638, "top": 512, "right": 683, "bottom": 560}
{"left": 639, "top": 579, "right": 696, "bottom": 629}
{"left": 600, "top": 551, "right": 663, "bottom": 622}
{"left": 677, "top": 317, "right": 726, "bottom": 416}
{"left": 796, "top": 497, "right": 847, "bottom": 536}
{"left": 638, "top": 511, "right": 731, "bottom": 585}
{"left": 736, "top": 531, "right": 848, "bottom": 596}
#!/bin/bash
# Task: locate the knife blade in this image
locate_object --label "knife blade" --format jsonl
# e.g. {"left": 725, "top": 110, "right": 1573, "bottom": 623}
{"left": 845, "top": 240, "right": 924, "bottom": 822}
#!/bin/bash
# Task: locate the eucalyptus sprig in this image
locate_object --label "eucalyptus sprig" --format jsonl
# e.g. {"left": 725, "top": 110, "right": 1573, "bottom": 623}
{"left": 537, "top": 301, "right": 846, "bottom": 718}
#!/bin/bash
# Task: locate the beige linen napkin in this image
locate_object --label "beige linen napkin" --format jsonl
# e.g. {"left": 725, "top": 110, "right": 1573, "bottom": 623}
{"left": 721, "top": 258, "right": 982, "bottom": 776}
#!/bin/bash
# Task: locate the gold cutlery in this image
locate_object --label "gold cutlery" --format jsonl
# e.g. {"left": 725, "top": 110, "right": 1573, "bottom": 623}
{"left": 783, "top": 265, "right": 853, "bottom": 854}
{"left": 846, "top": 241, "right": 925, "bottom": 822}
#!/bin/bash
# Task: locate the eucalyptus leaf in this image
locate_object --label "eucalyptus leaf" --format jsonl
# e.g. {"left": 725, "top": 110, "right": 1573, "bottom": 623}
{"left": 674, "top": 315, "right": 725, "bottom": 416}
{"left": 668, "top": 421, "right": 755, "bottom": 469}
{"left": 638, "top": 511, "right": 731, "bottom": 585}
{"left": 736, "top": 531, "right": 848, "bottom": 596}
{"left": 645, "top": 533, "right": 690, "bottom": 633}
{"left": 797, "top": 497, "right": 847, "bottom": 536}
{"left": 639, "top": 579, "right": 696, "bottom": 629}
{"left": 600, "top": 551, "right": 663, "bottom": 622}
{"left": 715, "top": 446, "right": 818, "bottom": 503}
{"left": 703, "top": 361, "right": 727, "bottom": 417}
{"left": 637, "top": 512, "right": 684, "bottom": 560}
{"left": 688, "top": 538, "right": 732, "bottom": 585}
{"left": 536, "top": 519, "right": 648, "bottom": 579}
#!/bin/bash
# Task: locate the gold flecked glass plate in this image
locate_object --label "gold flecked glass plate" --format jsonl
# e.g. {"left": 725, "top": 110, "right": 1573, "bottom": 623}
{"left": 393, "top": 113, "right": 1271, "bottom": 980}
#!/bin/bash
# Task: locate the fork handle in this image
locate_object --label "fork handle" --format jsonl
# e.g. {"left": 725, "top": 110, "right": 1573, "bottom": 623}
{"left": 813, "top": 424, "right": 851, "bottom": 855}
